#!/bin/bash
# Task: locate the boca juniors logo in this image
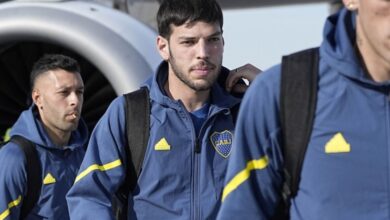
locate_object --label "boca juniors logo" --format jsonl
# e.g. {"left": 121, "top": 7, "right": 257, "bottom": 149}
{"left": 210, "top": 130, "right": 233, "bottom": 158}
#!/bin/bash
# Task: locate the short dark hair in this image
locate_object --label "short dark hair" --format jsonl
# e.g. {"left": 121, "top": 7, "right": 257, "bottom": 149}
{"left": 157, "top": 0, "right": 223, "bottom": 39}
{"left": 30, "top": 54, "right": 80, "bottom": 90}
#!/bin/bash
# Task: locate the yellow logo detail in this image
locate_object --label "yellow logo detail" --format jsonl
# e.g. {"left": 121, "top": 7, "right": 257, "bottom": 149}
{"left": 325, "top": 133, "right": 350, "bottom": 153}
{"left": 154, "top": 138, "right": 171, "bottom": 151}
{"left": 43, "top": 173, "right": 56, "bottom": 185}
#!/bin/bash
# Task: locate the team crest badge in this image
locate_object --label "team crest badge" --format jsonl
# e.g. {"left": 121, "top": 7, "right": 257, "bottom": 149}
{"left": 210, "top": 130, "right": 233, "bottom": 158}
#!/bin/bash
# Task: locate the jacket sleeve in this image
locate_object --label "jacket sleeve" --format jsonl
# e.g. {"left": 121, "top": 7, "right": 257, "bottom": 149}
{"left": 0, "top": 142, "right": 27, "bottom": 220}
{"left": 217, "top": 65, "right": 284, "bottom": 219}
{"left": 66, "top": 96, "right": 128, "bottom": 220}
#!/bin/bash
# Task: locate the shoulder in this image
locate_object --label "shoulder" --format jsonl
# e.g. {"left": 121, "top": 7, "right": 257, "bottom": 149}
{"left": 100, "top": 96, "right": 126, "bottom": 120}
{"left": 0, "top": 142, "right": 27, "bottom": 180}
{"left": 108, "top": 95, "right": 126, "bottom": 110}
{"left": 254, "top": 64, "right": 281, "bottom": 88}
{"left": 237, "top": 64, "right": 282, "bottom": 139}
{"left": 244, "top": 64, "right": 282, "bottom": 105}
{"left": 0, "top": 142, "right": 27, "bottom": 164}
{"left": 92, "top": 95, "right": 127, "bottom": 134}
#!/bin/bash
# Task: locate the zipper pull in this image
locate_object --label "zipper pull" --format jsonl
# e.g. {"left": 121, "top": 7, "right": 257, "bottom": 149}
{"left": 194, "top": 138, "right": 201, "bottom": 153}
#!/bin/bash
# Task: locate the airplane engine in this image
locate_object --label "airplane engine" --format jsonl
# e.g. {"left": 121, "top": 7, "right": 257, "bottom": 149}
{"left": 0, "top": 0, "right": 161, "bottom": 137}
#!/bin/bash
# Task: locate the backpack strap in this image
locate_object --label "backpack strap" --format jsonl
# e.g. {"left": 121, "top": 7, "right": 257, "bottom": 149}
{"left": 124, "top": 86, "right": 150, "bottom": 192}
{"left": 10, "top": 135, "right": 41, "bottom": 219}
{"left": 115, "top": 87, "right": 150, "bottom": 220}
{"left": 275, "top": 48, "right": 319, "bottom": 219}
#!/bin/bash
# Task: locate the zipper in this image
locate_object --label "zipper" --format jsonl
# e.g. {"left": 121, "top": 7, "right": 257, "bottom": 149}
{"left": 193, "top": 138, "right": 200, "bottom": 220}
{"left": 192, "top": 113, "right": 221, "bottom": 220}
{"left": 194, "top": 138, "right": 201, "bottom": 153}
{"left": 181, "top": 103, "right": 199, "bottom": 220}
{"left": 387, "top": 90, "right": 390, "bottom": 219}
{"left": 192, "top": 118, "right": 209, "bottom": 219}
{"left": 182, "top": 101, "right": 228, "bottom": 220}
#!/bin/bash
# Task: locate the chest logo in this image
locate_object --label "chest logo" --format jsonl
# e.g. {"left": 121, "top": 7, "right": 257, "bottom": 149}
{"left": 325, "top": 132, "right": 351, "bottom": 153}
{"left": 154, "top": 138, "right": 171, "bottom": 151}
{"left": 43, "top": 173, "right": 56, "bottom": 185}
{"left": 210, "top": 130, "right": 233, "bottom": 158}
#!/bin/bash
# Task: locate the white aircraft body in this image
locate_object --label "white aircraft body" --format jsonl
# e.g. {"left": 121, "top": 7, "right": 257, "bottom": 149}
{"left": 0, "top": 0, "right": 336, "bottom": 137}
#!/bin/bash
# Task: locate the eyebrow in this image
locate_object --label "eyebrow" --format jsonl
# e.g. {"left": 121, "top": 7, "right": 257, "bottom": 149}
{"left": 210, "top": 31, "right": 223, "bottom": 37}
{"left": 178, "top": 31, "right": 222, "bottom": 40}
{"left": 56, "top": 85, "right": 85, "bottom": 91}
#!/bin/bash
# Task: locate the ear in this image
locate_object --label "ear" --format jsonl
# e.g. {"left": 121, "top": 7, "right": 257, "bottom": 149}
{"left": 157, "top": 35, "right": 170, "bottom": 61}
{"left": 32, "top": 89, "right": 42, "bottom": 108}
{"left": 342, "top": 0, "right": 358, "bottom": 11}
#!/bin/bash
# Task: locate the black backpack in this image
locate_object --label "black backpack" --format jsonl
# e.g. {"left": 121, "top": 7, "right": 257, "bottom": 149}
{"left": 1, "top": 135, "right": 42, "bottom": 219}
{"left": 274, "top": 47, "right": 319, "bottom": 219}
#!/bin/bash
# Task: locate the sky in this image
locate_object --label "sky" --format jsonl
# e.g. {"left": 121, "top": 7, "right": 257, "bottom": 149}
{"left": 222, "top": 3, "right": 331, "bottom": 71}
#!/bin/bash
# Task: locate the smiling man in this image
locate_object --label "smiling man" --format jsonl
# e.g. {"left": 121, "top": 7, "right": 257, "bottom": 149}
{"left": 66, "top": 0, "right": 260, "bottom": 219}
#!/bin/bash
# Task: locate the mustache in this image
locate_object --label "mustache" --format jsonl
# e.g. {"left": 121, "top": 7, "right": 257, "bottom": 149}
{"left": 190, "top": 60, "right": 216, "bottom": 70}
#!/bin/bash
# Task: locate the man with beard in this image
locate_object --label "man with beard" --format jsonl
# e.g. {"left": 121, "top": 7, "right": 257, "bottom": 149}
{"left": 66, "top": 0, "right": 259, "bottom": 219}
{"left": 0, "top": 54, "right": 88, "bottom": 219}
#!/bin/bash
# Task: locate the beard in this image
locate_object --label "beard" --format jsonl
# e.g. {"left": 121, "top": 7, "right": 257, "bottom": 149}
{"left": 168, "top": 49, "right": 222, "bottom": 91}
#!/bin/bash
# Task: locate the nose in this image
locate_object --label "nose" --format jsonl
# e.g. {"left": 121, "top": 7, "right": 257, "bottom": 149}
{"left": 69, "top": 91, "right": 83, "bottom": 108}
{"left": 196, "top": 40, "right": 209, "bottom": 60}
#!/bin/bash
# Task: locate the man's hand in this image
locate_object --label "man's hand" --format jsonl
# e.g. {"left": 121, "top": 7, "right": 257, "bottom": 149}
{"left": 226, "top": 63, "right": 262, "bottom": 93}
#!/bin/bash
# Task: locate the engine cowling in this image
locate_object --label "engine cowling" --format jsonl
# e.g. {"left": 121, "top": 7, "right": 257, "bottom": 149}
{"left": 0, "top": 1, "right": 161, "bottom": 137}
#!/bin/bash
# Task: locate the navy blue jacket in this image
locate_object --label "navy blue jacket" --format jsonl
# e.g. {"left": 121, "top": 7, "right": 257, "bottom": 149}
{"left": 218, "top": 8, "right": 390, "bottom": 220}
{"left": 0, "top": 105, "right": 88, "bottom": 220}
{"left": 67, "top": 62, "right": 241, "bottom": 219}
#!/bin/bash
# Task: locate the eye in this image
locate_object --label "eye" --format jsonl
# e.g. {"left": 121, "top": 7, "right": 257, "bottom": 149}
{"left": 209, "top": 37, "right": 221, "bottom": 42}
{"left": 59, "top": 90, "right": 69, "bottom": 96}
{"left": 77, "top": 90, "right": 84, "bottom": 96}
{"left": 181, "top": 40, "right": 195, "bottom": 46}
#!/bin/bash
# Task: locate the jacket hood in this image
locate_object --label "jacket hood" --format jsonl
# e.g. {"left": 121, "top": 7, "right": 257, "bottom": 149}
{"left": 143, "top": 61, "right": 240, "bottom": 110}
{"left": 320, "top": 8, "right": 390, "bottom": 86}
{"left": 320, "top": 8, "right": 368, "bottom": 84}
{"left": 321, "top": 9, "right": 361, "bottom": 80}
{"left": 9, "top": 105, "right": 89, "bottom": 150}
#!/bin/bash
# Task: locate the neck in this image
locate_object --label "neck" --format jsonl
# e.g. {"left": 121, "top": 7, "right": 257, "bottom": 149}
{"left": 356, "top": 31, "right": 390, "bottom": 82}
{"left": 357, "top": 46, "right": 390, "bottom": 82}
{"left": 164, "top": 74, "right": 210, "bottom": 112}
{"left": 42, "top": 124, "right": 71, "bottom": 147}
